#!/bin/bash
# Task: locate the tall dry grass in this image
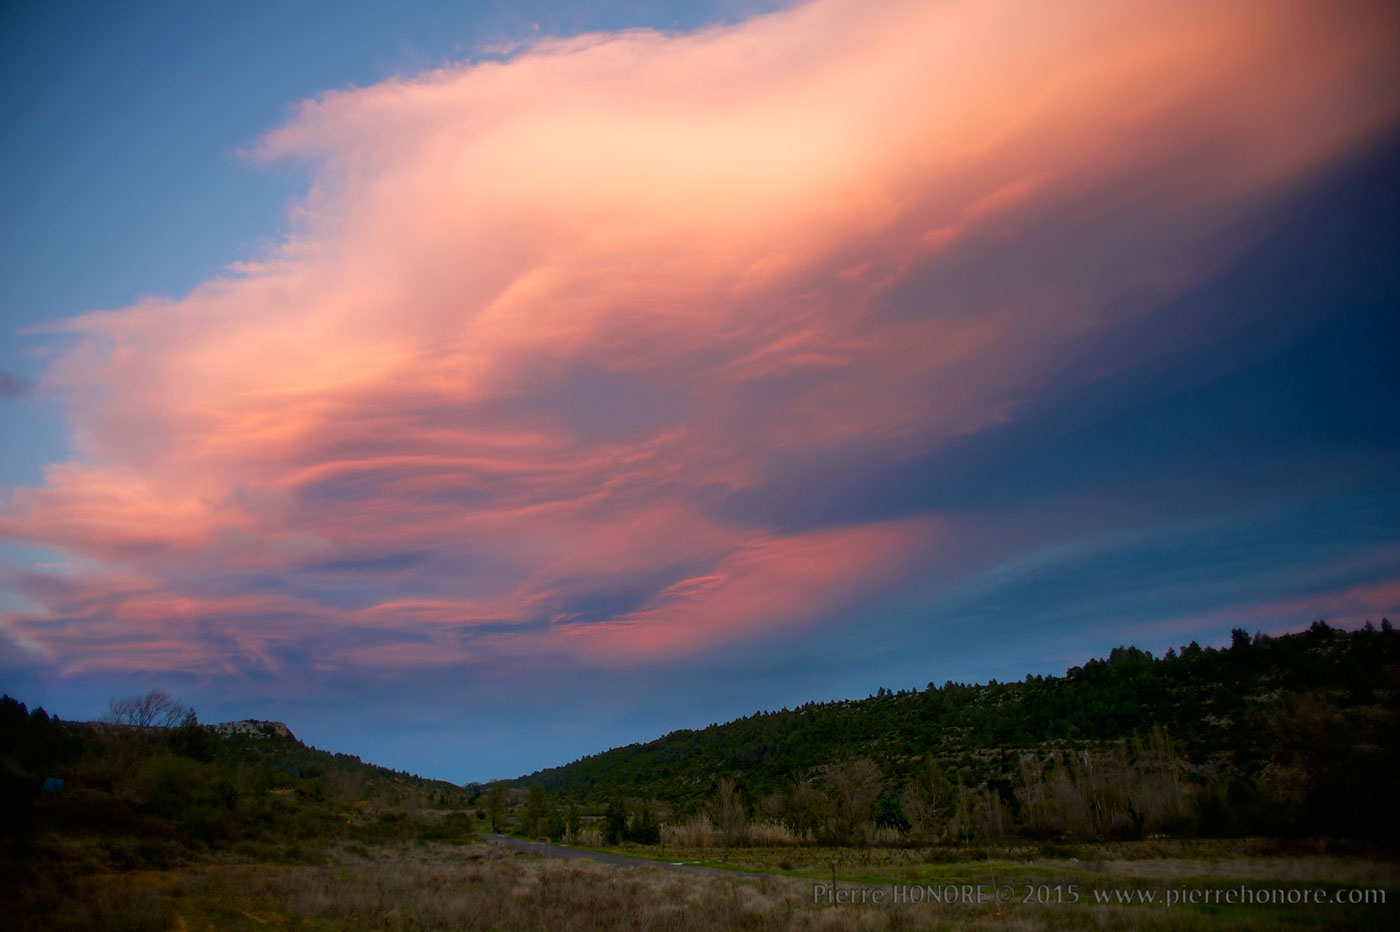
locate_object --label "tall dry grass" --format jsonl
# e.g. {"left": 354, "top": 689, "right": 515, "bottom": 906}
{"left": 745, "top": 820, "right": 805, "bottom": 846}
{"left": 662, "top": 813, "right": 716, "bottom": 848}
{"left": 662, "top": 815, "right": 806, "bottom": 848}
{"left": 18, "top": 840, "right": 1377, "bottom": 932}
{"left": 861, "top": 825, "right": 905, "bottom": 847}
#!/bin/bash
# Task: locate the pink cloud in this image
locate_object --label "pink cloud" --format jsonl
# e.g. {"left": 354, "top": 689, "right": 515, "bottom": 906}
{"left": 3, "top": 0, "right": 1398, "bottom": 677}
{"left": 559, "top": 518, "right": 941, "bottom": 660}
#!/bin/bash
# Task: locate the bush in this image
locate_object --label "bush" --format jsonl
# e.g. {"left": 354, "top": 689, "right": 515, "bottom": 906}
{"left": 167, "top": 720, "right": 217, "bottom": 763}
{"left": 626, "top": 806, "right": 660, "bottom": 845}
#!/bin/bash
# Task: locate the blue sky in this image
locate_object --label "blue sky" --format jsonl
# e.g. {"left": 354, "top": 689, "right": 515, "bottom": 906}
{"left": 1, "top": 0, "right": 1397, "bottom": 782}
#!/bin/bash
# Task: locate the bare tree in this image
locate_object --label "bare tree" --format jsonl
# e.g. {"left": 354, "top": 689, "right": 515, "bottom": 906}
{"left": 971, "top": 784, "right": 1007, "bottom": 838}
{"left": 823, "top": 758, "right": 882, "bottom": 844}
{"left": 713, "top": 775, "right": 747, "bottom": 845}
{"left": 902, "top": 758, "right": 951, "bottom": 843}
{"left": 786, "top": 779, "right": 828, "bottom": 839}
{"left": 106, "top": 689, "right": 189, "bottom": 728}
{"left": 758, "top": 790, "right": 785, "bottom": 821}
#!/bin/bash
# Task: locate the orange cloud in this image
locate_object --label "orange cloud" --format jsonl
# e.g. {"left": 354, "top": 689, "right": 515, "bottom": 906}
{"left": 3, "top": 0, "right": 1398, "bottom": 677}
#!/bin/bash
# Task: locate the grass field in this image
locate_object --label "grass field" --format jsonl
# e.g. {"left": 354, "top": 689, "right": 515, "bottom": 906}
{"left": 578, "top": 835, "right": 1398, "bottom": 930}
{"left": 588, "top": 835, "right": 1398, "bottom": 885}
{"left": 18, "top": 825, "right": 1392, "bottom": 931}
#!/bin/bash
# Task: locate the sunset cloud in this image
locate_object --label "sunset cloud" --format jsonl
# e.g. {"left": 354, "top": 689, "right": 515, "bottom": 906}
{"left": 3, "top": 0, "right": 1398, "bottom": 680}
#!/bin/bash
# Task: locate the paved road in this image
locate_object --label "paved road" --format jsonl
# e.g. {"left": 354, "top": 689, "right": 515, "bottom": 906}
{"left": 484, "top": 834, "right": 771, "bottom": 878}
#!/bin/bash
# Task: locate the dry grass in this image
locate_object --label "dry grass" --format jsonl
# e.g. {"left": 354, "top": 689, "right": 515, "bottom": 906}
{"left": 660, "top": 816, "right": 807, "bottom": 848}
{"left": 749, "top": 820, "right": 806, "bottom": 846}
{"left": 13, "top": 838, "right": 1397, "bottom": 931}
{"left": 662, "top": 813, "right": 716, "bottom": 848}
{"left": 863, "top": 826, "right": 907, "bottom": 848}
{"left": 1080, "top": 856, "right": 1400, "bottom": 887}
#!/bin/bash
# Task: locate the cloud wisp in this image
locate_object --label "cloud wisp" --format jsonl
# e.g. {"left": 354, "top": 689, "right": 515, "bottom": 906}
{"left": 3, "top": 0, "right": 1399, "bottom": 679}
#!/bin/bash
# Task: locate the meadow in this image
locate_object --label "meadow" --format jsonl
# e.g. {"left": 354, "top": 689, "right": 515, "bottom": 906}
{"left": 19, "top": 831, "right": 1397, "bottom": 931}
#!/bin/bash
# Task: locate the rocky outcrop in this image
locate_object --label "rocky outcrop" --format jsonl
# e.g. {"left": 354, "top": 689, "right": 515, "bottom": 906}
{"left": 209, "top": 720, "right": 294, "bottom": 740}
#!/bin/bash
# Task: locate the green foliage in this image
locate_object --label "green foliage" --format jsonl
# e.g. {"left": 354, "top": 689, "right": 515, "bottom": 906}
{"left": 512, "top": 622, "right": 1400, "bottom": 843}
{"left": 603, "top": 799, "right": 628, "bottom": 845}
{"left": 486, "top": 782, "right": 508, "bottom": 833}
{"left": 546, "top": 810, "right": 567, "bottom": 842}
{"left": 626, "top": 804, "right": 660, "bottom": 844}
{"left": 518, "top": 783, "right": 550, "bottom": 838}
{"left": 0, "top": 694, "right": 473, "bottom": 874}
{"left": 872, "top": 792, "right": 910, "bottom": 832}
{"left": 167, "top": 713, "right": 217, "bottom": 762}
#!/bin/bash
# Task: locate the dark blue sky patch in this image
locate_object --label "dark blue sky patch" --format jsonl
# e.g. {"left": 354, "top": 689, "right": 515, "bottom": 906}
{"left": 714, "top": 133, "right": 1400, "bottom": 535}
{"left": 309, "top": 551, "right": 434, "bottom": 575}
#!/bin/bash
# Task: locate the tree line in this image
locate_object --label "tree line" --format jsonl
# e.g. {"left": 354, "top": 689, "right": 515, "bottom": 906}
{"left": 505, "top": 621, "right": 1399, "bottom": 844}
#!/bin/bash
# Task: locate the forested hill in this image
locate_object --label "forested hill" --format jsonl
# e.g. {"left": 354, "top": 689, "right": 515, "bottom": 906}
{"left": 2, "top": 696, "right": 474, "bottom": 868}
{"left": 513, "top": 621, "right": 1398, "bottom": 808}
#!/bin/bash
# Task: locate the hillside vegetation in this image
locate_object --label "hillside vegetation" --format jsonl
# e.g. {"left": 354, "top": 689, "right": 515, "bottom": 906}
{"left": 511, "top": 621, "right": 1399, "bottom": 845}
{"left": 0, "top": 698, "right": 479, "bottom": 927}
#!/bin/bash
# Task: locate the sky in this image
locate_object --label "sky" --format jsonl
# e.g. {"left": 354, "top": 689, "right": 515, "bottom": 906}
{"left": 1, "top": 0, "right": 1398, "bottom": 783}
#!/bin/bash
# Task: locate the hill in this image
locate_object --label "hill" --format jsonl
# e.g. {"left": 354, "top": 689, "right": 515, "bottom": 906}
{"left": 513, "top": 621, "right": 1399, "bottom": 842}
{"left": 0, "top": 697, "right": 478, "bottom": 880}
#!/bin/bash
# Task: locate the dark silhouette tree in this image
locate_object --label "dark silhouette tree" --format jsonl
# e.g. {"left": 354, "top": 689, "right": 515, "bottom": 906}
{"left": 520, "top": 783, "right": 550, "bottom": 837}
{"left": 486, "top": 782, "right": 508, "bottom": 833}
{"left": 106, "top": 689, "right": 189, "bottom": 728}
{"left": 604, "top": 798, "right": 628, "bottom": 845}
